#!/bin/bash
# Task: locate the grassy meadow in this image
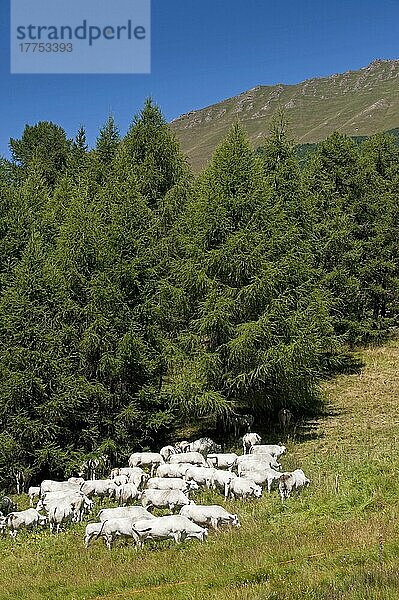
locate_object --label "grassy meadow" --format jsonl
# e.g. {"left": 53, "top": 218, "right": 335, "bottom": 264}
{"left": 0, "top": 340, "right": 398, "bottom": 600}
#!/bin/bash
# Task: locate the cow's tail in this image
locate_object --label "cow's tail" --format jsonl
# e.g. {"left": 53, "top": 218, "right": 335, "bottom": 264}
{"left": 96, "top": 519, "right": 108, "bottom": 539}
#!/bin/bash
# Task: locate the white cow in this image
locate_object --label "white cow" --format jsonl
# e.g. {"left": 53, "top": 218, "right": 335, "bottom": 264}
{"left": 187, "top": 438, "right": 222, "bottom": 455}
{"left": 80, "top": 479, "right": 118, "bottom": 501}
{"left": 159, "top": 445, "right": 177, "bottom": 461}
{"left": 28, "top": 486, "right": 40, "bottom": 507}
{"left": 84, "top": 522, "right": 108, "bottom": 548}
{"left": 132, "top": 515, "right": 207, "bottom": 547}
{"left": 169, "top": 452, "right": 206, "bottom": 466}
{"left": 48, "top": 501, "right": 74, "bottom": 533}
{"left": 98, "top": 506, "right": 154, "bottom": 523}
{"left": 242, "top": 467, "right": 283, "bottom": 492}
{"left": 7, "top": 509, "right": 47, "bottom": 538}
{"left": 210, "top": 470, "right": 237, "bottom": 499}
{"left": 115, "top": 483, "right": 141, "bottom": 506}
{"left": 141, "top": 489, "right": 192, "bottom": 512}
{"left": 242, "top": 433, "right": 262, "bottom": 454}
{"left": 38, "top": 490, "right": 91, "bottom": 523}
{"left": 184, "top": 466, "right": 215, "bottom": 488}
{"left": 97, "top": 518, "right": 141, "bottom": 550}
{"left": 279, "top": 469, "right": 310, "bottom": 501}
{"left": 112, "top": 467, "right": 148, "bottom": 489}
{"left": 250, "top": 444, "right": 286, "bottom": 458}
{"left": 128, "top": 453, "right": 164, "bottom": 476}
{"left": 156, "top": 463, "right": 193, "bottom": 478}
{"left": 207, "top": 453, "right": 238, "bottom": 470}
{"left": 235, "top": 454, "right": 280, "bottom": 473}
{"left": 146, "top": 477, "right": 198, "bottom": 493}
{"left": 180, "top": 504, "right": 240, "bottom": 530}
{"left": 227, "top": 477, "right": 262, "bottom": 499}
{"left": 40, "top": 480, "right": 80, "bottom": 496}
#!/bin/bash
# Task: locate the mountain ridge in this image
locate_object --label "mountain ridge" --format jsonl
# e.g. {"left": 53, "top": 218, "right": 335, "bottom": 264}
{"left": 171, "top": 59, "right": 399, "bottom": 170}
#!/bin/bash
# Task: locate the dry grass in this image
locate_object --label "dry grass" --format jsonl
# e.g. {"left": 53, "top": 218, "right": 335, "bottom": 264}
{"left": 0, "top": 341, "right": 398, "bottom": 599}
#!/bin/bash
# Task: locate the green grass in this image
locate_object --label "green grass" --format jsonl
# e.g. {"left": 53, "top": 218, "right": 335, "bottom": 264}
{"left": 1, "top": 340, "right": 399, "bottom": 599}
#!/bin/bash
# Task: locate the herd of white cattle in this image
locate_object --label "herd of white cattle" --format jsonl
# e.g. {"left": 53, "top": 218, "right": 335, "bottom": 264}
{"left": 0, "top": 432, "right": 310, "bottom": 550}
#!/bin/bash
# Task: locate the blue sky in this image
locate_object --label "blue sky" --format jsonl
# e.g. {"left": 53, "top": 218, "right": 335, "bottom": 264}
{"left": 1, "top": 0, "right": 399, "bottom": 156}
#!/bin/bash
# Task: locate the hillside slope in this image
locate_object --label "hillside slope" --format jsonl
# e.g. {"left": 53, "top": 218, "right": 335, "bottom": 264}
{"left": 1, "top": 341, "right": 398, "bottom": 599}
{"left": 171, "top": 59, "right": 399, "bottom": 171}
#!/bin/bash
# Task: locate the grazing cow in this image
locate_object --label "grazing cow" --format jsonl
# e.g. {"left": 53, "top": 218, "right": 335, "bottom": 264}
{"left": 278, "top": 408, "right": 293, "bottom": 429}
{"left": 48, "top": 501, "right": 74, "bottom": 533}
{"left": 227, "top": 477, "right": 262, "bottom": 499}
{"left": 242, "top": 433, "right": 262, "bottom": 455}
{"left": 141, "top": 489, "right": 192, "bottom": 513}
{"left": 128, "top": 453, "right": 164, "bottom": 476}
{"left": 38, "top": 490, "right": 92, "bottom": 523}
{"left": 7, "top": 509, "right": 47, "bottom": 538}
{"left": 28, "top": 487, "right": 40, "bottom": 507}
{"left": 210, "top": 470, "right": 237, "bottom": 499}
{"left": 80, "top": 479, "right": 118, "bottom": 501}
{"left": 84, "top": 522, "right": 108, "bottom": 549}
{"left": 159, "top": 445, "right": 177, "bottom": 461}
{"left": 180, "top": 504, "right": 240, "bottom": 530}
{"left": 184, "top": 466, "right": 215, "bottom": 488}
{"left": 98, "top": 506, "right": 154, "bottom": 523}
{"left": 250, "top": 444, "right": 286, "bottom": 458}
{"left": 132, "top": 515, "right": 207, "bottom": 548}
{"left": 0, "top": 497, "right": 17, "bottom": 516}
{"left": 279, "top": 469, "right": 310, "bottom": 501}
{"left": 169, "top": 452, "right": 206, "bottom": 466}
{"left": 115, "top": 483, "right": 141, "bottom": 506}
{"left": 187, "top": 438, "right": 222, "bottom": 456}
{"left": 207, "top": 453, "right": 238, "bottom": 470}
{"left": 156, "top": 463, "right": 193, "bottom": 478}
{"left": 97, "top": 518, "right": 141, "bottom": 550}
{"left": 146, "top": 478, "right": 199, "bottom": 493}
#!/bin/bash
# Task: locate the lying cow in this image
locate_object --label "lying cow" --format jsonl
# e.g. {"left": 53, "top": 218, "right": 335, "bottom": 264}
{"left": 132, "top": 515, "right": 207, "bottom": 548}
{"left": 180, "top": 504, "right": 240, "bottom": 530}
{"left": 242, "top": 433, "right": 262, "bottom": 454}
{"left": 279, "top": 469, "right": 310, "bottom": 501}
{"left": 141, "top": 489, "right": 192, "bottom": 513}
{"left": 7, "top": 509, "right": 47, "bottom": 538}
{"left": 169, "top": 452, "right": 206, "bottom": 466}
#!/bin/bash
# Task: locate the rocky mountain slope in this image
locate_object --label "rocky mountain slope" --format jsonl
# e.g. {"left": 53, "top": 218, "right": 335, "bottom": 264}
{"left": 171, "top": 59, "right": 399, "bottom": 171}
